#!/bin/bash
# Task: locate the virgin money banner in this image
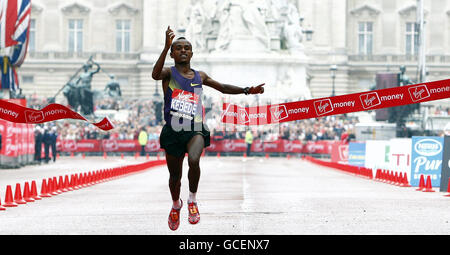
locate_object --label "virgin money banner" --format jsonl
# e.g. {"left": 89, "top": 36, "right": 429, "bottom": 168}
{"left": 222, "top": 79, "right": 450, "bottom": 125}
{"left": 145, "top": 140, "right": 162, "bottom": 152}
{"left": 0, "top": 100, "right": 114, "bottom": 131}
{"left": 56, "top": 139, "right": 102, "bottom": 152}
{"left": 56, "top": 139, "right": 163, "bottom": 152}
{"left": 331, "top": 142, "right": 348, "bottom": 164}
{"left": 0, "top": 119, "right": 34, "bottom": 157}
{"left": 206, "top": 139, "right": 336, "bottom": 154}
{"left": 303, "top": 140, "right": 335, "bottom": 154}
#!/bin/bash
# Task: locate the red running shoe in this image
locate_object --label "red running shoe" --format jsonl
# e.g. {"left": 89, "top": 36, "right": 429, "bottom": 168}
{"left": 168, "top": 199, "right": 183, "bottom": 231}
{"left": 188, "top": 201, "right": 200, "bottom": 224}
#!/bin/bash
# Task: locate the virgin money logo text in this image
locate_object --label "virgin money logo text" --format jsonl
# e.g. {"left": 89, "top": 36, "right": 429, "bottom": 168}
{"left": 408, "top": 85, "right": 430, "bottom": 102}
{"left": 270, "top": 105, "right": 288, "bottom": 121}
{"left": 359, "top": 92, "right": 381, "bottom": 109}
{"left": 314, "top": 99, "right": 333, "bottom": 116}
{"left": 24, "top": 110, "right": 44, "bottom": 123}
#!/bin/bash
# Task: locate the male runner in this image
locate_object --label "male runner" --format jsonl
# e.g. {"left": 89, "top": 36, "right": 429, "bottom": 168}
{"left": 152, "top": 26, "right": 264, "bottom": 231}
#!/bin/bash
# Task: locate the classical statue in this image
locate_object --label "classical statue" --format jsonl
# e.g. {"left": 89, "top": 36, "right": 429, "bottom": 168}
{"left": 185, "top": 0, "right": 207, "bottom": 50}
{"left": 76, "top": 62, "right": 100, "bottom": 91}
{"left": 214, "top": 0, "right": 232, "bottom": 51}
{"left": 214, "top": 0, "right": 270, "bottom": 51}
{"left": 74, "top": 61, "right": 100, "bottom": 115}
{"left": 63, "top": 80, "right": 80, "bottom": 110}
{"left": 280, "top": 1, "right": 304, "bottom": 52}
{"left": 104, "top": 74, "right": 122, "bottom": 98}
{"left": 242, "top": 0, "right": 271, "bottom": 49}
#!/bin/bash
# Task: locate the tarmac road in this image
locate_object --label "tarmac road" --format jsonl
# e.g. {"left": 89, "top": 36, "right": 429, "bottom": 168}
{"left": 0, "top": 155, "right": 450, "bottom": 235}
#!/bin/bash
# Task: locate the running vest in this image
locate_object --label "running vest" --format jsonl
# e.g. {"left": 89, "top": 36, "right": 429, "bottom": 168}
{"left": 163, "top": 66, "right": 203, "bottom": 128}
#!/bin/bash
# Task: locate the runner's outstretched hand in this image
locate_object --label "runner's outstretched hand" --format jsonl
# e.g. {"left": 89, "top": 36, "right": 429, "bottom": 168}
{"left": 248, "top": 83, "right": 265, "bottom": 94}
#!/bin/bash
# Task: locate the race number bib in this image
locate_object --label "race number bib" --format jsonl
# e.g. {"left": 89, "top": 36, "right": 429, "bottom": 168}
{"left": 170, "top": 89, "right": 199, "bottom": 120}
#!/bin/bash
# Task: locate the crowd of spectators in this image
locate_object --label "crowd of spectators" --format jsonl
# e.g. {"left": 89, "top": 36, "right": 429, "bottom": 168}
{"left": 432, "top": 106, "right": 450, "bottom": 116}
{"left": 26, "top": 95, "right": 359, "bottom": 143}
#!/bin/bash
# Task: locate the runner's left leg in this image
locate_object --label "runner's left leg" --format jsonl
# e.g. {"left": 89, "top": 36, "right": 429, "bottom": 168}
{"left": 186, "top": 134, "right": 204, "bottom": 224}
{"left": 187, "top": 135, "right": 204, "bottom": 194}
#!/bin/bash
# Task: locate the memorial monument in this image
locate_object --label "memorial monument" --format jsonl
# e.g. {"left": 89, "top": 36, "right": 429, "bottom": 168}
{"left": 179, "top": 0, "right": 311, "bottom": 104}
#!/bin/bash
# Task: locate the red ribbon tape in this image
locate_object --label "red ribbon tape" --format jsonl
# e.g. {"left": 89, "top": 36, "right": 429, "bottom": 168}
{"left": 221, "top": 79, "right": 450, "bottom": 125}
{"left": 0, "top": 100, "right": 114, "bottom": 131}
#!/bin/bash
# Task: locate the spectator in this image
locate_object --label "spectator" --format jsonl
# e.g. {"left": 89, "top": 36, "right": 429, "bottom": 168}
{"left": 245, "top": 129, "right": 253, "bottom": 157}
{"left": 50, "top": 126, "right": 58, "bottom": 162}
{"left": 34, "top": 126, "right": 43, "bottom": 163}
{"left": 43, "top": 126, "right": 52, "bottom": 163}
{"left": 138, "top": 127, "right": 148, "bottom": 156}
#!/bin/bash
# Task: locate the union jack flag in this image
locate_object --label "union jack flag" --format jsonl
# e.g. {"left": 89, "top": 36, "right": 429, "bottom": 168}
{"left": 0, "top": 0, "right": 31, "bottom": 91}
{"left": 0, "top": 0, "right": 30, "bottom": 48}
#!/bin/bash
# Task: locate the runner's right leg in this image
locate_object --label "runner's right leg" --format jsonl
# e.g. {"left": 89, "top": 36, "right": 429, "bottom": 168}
{"left": 166, "top": 153, "right": 185, "bottom": 230}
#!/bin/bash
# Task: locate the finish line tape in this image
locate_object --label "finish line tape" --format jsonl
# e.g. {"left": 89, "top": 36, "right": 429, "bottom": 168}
{"left": 0, "top": 101, "right": 114, "bottom": 131}
{"left": 221, "top": 78, "right": 450, "bottom": 125}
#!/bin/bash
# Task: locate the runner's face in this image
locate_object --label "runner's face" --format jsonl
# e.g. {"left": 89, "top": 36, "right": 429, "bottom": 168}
{"left": 171, "top": 40, "right": 193, "bottom": 64}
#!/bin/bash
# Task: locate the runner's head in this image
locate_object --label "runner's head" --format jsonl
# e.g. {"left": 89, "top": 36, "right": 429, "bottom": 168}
{"left": 170, "top": 37, "right": 193, "bottom": 64}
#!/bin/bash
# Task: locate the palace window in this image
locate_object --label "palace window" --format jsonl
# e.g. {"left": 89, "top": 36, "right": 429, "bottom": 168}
{"left": 358, "top": 22, "right": 373, "bottom": 55}
{"left": 68, "top": 19, "right": 83, "bottom": 52}
{"left": 116, "top": 20, "right": 131, "bottom": 53}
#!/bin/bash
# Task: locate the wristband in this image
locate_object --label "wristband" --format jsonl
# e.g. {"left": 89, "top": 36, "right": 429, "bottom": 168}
{"left": 243, "top": 87, "right": 250, "bottom": 95}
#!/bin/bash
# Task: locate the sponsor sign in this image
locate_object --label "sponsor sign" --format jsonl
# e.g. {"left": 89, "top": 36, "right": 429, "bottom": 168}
{"left": 221, "top": 78, "right": 450, "bottom": 125}
{"left": 314, "top": 99, "right": 333, "bottom": 116}
{"left": 348, "top": 142, "right": 366, "bottom": 167}
{"left": 331, "top": 142, "right": 348, "bottom": 164}
{"left": 364, "top": 140, "right": 390, "bottom": 170}
{"left": 408, "top": 85, "right": 430, "bottom": 102}
{"left": 439, "top": 136, "right": 450, "bottom": 192}
{"left": 359, "top": 92, "right": 381, "bottom": 109}
{"left": 170, "top": 89, "right": 199, "bottom": 120}
{"left": 0, "top": 119, "right": 34, "bottom": 157}
{"left": 411, "top": 136, "right": 444, "bottom": 187}
{"left": 388, "top": 138, "right": 412, "bottom": 181}
{"left": 269, "top": 105, "right": 289, "bottom": 122}
{"left": 0, "top": 100, "right": 114, "bottom": 131}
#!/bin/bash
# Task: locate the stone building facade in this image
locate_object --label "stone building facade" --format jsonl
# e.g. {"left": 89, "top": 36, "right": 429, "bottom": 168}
{"left": 18, "top": 0, "right": 450, "bottom": 108}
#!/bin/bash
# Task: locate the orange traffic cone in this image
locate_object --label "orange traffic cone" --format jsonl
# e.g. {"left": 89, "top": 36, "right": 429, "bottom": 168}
{"left": 70, "top": 174, "right": 79, "bottom": 190}
{"left": 416, "top": 175, "right": 425, "bottom": 191}
{"left": 54, "top": 177, "right": 63, "bottom": 194}
{"left": 0, "top": 196, "right": 5, "bottom": 210}
{"left": 444, "top": 178, "right": 450, "bottom": 197}
{"left": 31, "top": 180, "right": 42, "bottom": 200}
{"left": 121, "top": 153, "right": 124, "bottom": 159}
{"left": 64, "top": 175, "right": 72, "bottom": 191}
{"left": 400, "top": 173, "right": 411, "bottom": 187}
{"left": 14, "top": 183, "right": 26, "bottom": 204}
{"left": 217, "top": 152, "right": 221, "bottom": 158}
{"left": 23, "top": 182, "right": 35, "bottom": 203}
{"left": 40, "top": 179, "right": 51, "bottom": 198}
{"left": 265, "top": 153, "right": 269, "bottom": 159}
{"left": 422, "top": 176, "right": 435, "bottom": 192}
{"left": 48, "top": 178, "right": 58, "bottom": 196}
{"left": 103, "top": 152, "right": 107, "bottom": 159}
{"left": 3, "top": 185, "right": 17, "bottom": 207}
{"left": 82, "top": 153, "right": 86, "bottom": 159}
